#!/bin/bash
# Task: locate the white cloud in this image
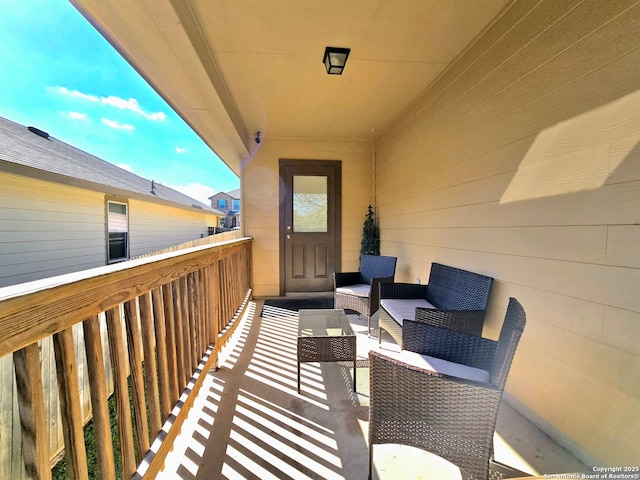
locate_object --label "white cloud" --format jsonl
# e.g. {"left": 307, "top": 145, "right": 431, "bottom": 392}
{"left": 145, "top": 111, "right": 166, "bottom": 121}
{"left": 51, "top": 86, "right": 166, "bottom": 121}
{"left": 115, "top": 163, "right": 133, "bottom": 172}
{"left": 101, "top": 95, "right": 165, "bottom": 121}
{"left": 54, "top": 86, "right": 100, "bottom": 102}
{"left": 68, "top": 111, "right": 87, "bottom": 120}
{"left": 101, "top": 118, "right": 134, "bottom": 130}
{"left": 166, "top": 182, "right": 215, "bottom": 205}
{"left": 176, "top": 147, "right": 186, "bottom": 154}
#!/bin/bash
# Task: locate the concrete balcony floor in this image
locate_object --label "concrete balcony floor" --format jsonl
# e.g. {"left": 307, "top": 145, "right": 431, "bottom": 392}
{"left": 158, "top": 299, "right": 590, "bottom": 479}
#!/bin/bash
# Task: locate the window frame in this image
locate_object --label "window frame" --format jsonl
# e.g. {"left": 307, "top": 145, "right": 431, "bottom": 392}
{"left": 106, "top": 198, "right": 129, "bottom": 264}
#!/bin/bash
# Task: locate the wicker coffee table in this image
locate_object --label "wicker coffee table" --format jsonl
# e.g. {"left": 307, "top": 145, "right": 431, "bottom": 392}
{"left": 297, "top": 309, "right": 357, "bottom": 393}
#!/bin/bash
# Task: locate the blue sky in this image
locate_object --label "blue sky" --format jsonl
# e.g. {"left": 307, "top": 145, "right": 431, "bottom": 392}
{"left": 0, "top": 0, "right": 239, "bottom": 204}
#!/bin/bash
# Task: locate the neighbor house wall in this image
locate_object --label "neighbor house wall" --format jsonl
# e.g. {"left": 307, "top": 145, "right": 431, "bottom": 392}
{"left": 375, "top": 0, "right": 640, "bottom": 466}
{"left": 0, "top": 171, "right": 220, "bottom": 287}
{"left": 0, "top": 171, "right": 106, "bottom": 287}
{"left": 242, "top": 138, "right": 373, "bottom": 297}
{"left": 128, "top": 198, "right": 219, "bottom": 257}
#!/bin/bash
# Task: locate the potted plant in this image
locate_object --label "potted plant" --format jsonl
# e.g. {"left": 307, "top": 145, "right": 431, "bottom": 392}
{"left": 360, "top": 204, "right": 380, "bottom": 258}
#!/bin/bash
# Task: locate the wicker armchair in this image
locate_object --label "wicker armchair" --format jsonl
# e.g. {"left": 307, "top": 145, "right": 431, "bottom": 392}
{"left": 378, "top": 262, "right": 493, "bottom": 344}
{"left": 334, "top": 254, "right": 397, "bottom": 320}
{"left": 368, "top": 297, "right": 526, "bottom": 480}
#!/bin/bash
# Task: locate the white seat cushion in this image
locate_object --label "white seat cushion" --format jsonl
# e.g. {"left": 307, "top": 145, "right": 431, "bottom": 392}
{"left": 335, "top": 283, "right": 370, "bottom": 297}
{"left": 380, "top": 298, "right": 435, "bottom": 326}
{"left": 379, "top": 349, "right": 490, "bottom": 383}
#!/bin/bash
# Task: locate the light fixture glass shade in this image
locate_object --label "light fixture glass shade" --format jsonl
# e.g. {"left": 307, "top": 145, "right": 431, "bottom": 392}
{"left": 323, "top": 47, "right": 350, "bottom": 75}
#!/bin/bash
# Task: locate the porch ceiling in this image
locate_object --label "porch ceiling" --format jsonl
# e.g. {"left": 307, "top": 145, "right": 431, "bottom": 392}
{"left": 70, "top": 0, "right": 510, "bottom": 174}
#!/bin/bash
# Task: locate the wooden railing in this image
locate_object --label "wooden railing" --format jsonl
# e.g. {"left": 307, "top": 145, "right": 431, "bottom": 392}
{"left": 0, "top": 237, "right": 252, "bottom": 479}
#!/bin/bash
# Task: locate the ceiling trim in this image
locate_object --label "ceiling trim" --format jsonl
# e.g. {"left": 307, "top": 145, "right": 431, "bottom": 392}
{"left": 168, "top": 0, "right": 250, "bottom": 150}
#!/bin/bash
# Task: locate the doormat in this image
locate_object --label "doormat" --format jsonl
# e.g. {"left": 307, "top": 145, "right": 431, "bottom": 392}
{"left": 261, "top": 297, "right": 335, "bottom": 317}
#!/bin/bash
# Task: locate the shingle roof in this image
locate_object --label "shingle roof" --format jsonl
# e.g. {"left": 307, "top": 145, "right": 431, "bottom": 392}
{"left": 209, "top": 188, "right": 240, "bottom": 200}
{"left": 0, "top": 116, "right": 224, "bottom": 215}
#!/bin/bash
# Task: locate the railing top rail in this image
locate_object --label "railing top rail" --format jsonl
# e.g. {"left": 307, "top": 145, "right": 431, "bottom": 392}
{"left": 0, "top": 237, "right": 252, "bottom": 357}
{"left": 0, "top": 237, "right": 251, "bottom": 302}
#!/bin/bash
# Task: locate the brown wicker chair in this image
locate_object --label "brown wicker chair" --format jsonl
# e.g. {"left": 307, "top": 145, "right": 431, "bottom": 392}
{"left": 368, "top": 297, "right": 526, "bottom": 480}
{"left": 378, "top": 262, "right": 494, "bottom": 344}
{"left": 334, "top": 254, "right": 397, "bottom": 320}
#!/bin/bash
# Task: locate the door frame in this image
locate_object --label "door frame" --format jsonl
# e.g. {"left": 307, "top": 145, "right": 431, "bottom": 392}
{"left": 279, "top": 159, "right": 342, "bottom": 296}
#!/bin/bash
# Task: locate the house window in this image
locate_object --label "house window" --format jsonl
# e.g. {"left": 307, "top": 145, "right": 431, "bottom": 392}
{"left": 107, "top": 201, "right": 128, "bottom": 262}
{"left": 232, "top": 199, "right": 240, "bottom": 211}
{"left": 219, "top": 199, "right": 227, "bottom": 209}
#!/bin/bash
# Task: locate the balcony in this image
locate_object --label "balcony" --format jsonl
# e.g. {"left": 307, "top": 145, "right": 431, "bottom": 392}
{"left": 159, "top": 300, "right": 591, "bottom": 480}
{"left": 0, "top": 236, "right": 591, "bottom": 479}
{"left": 3, "top": 0, "right": 638, "bottom": 474}
{"left": 0, "top": 237, "right": 252, "bottom": 479}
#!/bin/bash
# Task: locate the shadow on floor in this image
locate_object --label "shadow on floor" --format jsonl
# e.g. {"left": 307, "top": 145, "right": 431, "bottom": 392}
{"left": 157, "top": 300, "right": 590, "bottom": 480}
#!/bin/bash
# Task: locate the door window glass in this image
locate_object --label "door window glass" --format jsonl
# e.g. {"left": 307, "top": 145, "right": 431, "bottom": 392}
{"left": 293, "top": 175, "right": 327, "bottom": 232}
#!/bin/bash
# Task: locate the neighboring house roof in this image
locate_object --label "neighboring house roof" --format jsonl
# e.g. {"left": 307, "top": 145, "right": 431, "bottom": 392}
{"left": 0, "top": 116, "right": 224, "bottom": 215}
{"left": 209, "top": 188, "right": 239, "bottom": 200}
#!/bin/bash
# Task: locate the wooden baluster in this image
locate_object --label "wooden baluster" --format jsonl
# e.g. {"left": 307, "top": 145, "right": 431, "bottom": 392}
{"left": 229, "top": 254, "right": 238, "bottom": 313}
{"left": 161, "top": 283, "right": 179, "bottom": 406}
{"left": 53, "top": 327, "right": 89, "bottom": 480}
{"left": 171, "top": 279, "right": 187, "bottom": 391}
{"left": 151, "top": 287, "right": 171, "bottom": 419}
{"left": 14, "top": 343, "right": 51, "bottom": 480}
{"left": 202, "top": 267, "right": 212, "bottom": 347}
{"left": 187, "top": 272, "right": 198, "bottom": 367}
{"left": 197, "top": 269, "right": 205, "bottom": 355}
{"left": 105, "top": 307, "right": 136, "bottom": 478}
{"left": 227, "top": 257, "right": 234, "bottom": 325}
{"left": 219, "top": 258, "right": 227, "bottom": 331}
{"left": 139, "top": 293, "right": 162, "bottom": 438}
{"left": 179, "top": 276, "right": 193, "bottom": 376}
{"left": 123, "top": 299, "right": 150, "bottom": 458}
{"left": 82, "top": 316, "right": 116, "bottom": 480}
{"left": 210, "top": 258, "right": 221, "bottom": 346}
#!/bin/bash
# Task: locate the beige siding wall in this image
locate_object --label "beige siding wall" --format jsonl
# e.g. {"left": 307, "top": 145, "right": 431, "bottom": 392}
{"left": 0, "top": 172, "right": 106, "bottom": 287}
{"left": 374, "top": 0, "right": 640, "bottom": 466}
{"left": 0, "top": 172, "right": 220, "bottom": 287}
{"left": 128, "top": 198, "right": 218, "bottom": 257}
{"left": 242, "top": 138, "right": 373, "bottom": 297}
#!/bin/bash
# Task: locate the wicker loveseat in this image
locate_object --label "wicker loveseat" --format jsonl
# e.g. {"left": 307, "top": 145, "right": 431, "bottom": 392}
{"left": 378, "top": 262, "right": 493, "bottom": 344}
{"left": 334, "top": 254, "right": 397, "bottom": 320}
{"left": 368, "top": 297, "right": 527, "bottom": 480}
